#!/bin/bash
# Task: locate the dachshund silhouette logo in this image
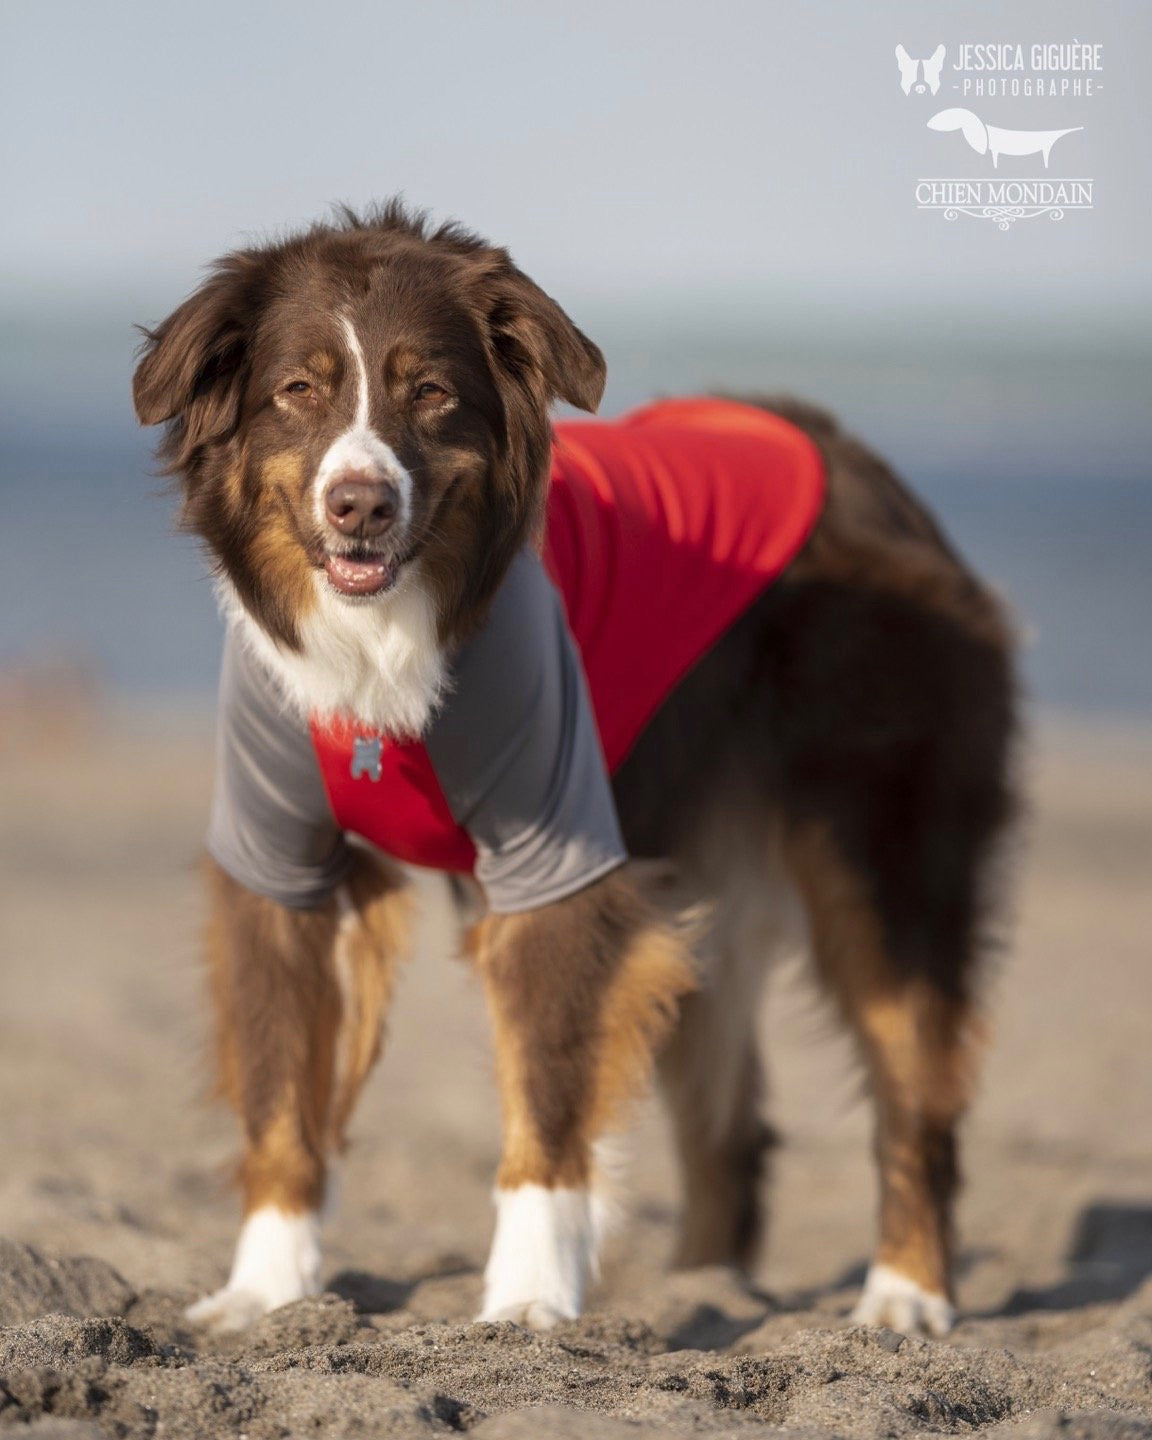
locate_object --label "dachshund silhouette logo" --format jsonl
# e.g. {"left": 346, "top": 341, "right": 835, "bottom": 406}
{"left": 351, "top": 736, "right": 383, "bottom": 782}
{"left": 895, "top": 44, "right": 945, "bottom": 95}
{"left": 927, "top": 108, "right": 1084, "bottom": 169}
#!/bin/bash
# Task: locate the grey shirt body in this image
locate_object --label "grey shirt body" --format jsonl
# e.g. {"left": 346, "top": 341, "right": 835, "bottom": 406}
{"left": 207, "top": 551, "right": 627, "bottom": 914}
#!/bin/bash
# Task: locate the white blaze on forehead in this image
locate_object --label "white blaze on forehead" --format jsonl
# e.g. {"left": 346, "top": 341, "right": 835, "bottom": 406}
{"left": 339, "top": 313, "right": 371, "bottom": 430}
{"left": 312, "top": 311, "right": 410, "bottom": 525}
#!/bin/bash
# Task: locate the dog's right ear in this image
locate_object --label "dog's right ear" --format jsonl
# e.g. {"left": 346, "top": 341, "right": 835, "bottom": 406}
{"left": 133, "top": 254, "right": 261, "bottom": 466}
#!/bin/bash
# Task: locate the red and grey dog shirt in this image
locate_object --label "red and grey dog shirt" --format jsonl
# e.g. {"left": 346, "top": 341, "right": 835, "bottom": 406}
{"left": 207, "top": 397, "right": 826, "bottom": 913}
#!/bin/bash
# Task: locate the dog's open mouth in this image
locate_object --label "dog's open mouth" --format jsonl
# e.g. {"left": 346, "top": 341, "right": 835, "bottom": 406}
{"left": 323, "top": 550, "right": 396, "bottom": 597}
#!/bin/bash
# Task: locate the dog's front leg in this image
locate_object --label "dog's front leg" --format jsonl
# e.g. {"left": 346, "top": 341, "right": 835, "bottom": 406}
{"left": 473, "top": 869, "right": 695, "bottom": 1328}
{"left": 188, "top": 855, "right": 407, "bottom": 1332}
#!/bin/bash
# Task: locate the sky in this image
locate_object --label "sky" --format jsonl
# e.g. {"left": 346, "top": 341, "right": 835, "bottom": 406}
{"left": 2, "top": 0, "right": 1149, "bottom": 326}
{"left": 0, "top": 0, "right": 1148, "bottom": 709}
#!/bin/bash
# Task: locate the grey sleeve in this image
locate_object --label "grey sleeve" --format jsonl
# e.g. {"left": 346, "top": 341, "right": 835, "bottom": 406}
{"left": 206, "top": 628, "right": 352, "bottom": 909}
{"left": 426, "top": 550, "right": 628, "bottom": 913}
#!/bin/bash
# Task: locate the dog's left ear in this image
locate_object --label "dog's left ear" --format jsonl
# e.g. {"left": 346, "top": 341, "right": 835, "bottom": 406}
{"left": 483, "top": 261, "right": 606, "bottom": 414}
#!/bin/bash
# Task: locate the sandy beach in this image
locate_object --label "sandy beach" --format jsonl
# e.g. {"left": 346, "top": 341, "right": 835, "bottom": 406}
{"left": 1, "top": 707, "right": 1150, "bottom": 1438}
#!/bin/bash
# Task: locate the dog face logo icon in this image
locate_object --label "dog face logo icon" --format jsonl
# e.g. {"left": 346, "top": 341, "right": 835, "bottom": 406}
{"left": 895, "top": 44, "right": 945, "bottom": 95}
{"left": 927, "top": 108, "right": 1084, "bottom": 169}
{"left": 351, "top": 736, "right": 383, "bottom": 782}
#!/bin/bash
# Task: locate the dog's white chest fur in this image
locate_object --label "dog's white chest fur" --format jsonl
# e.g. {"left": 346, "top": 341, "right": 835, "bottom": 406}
{"left": 219, "top": 571, "right": 448, "bottom": 737}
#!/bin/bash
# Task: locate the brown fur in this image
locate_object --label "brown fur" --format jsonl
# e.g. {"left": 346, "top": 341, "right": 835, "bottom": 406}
{"left": 473, "top": 867, "right": 696, "bottom": 1190}
{"left": 205, "top": 860, "right": 341, "bottom": 1214}
{"left": 247, "top": 452, "right": 320, "bottom": 631}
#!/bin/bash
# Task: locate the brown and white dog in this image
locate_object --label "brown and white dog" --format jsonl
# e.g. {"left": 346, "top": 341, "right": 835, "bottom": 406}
{"left": 133, "top": 203, "right": 1017, "bottom": 1337}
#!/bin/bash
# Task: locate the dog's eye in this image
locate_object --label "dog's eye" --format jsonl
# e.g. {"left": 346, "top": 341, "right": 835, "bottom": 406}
{"left": 284, "top": 380, "right": 313, "bottom": 398}
{"left": 413, "top": 381, "right": 450, "bottom": 407}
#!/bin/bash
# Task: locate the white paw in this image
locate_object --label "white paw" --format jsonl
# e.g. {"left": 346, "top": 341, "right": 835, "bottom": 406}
{"left": 852, "top": 1262, "right": 956, "bottom": 1338}
{"left": 186, "top": 1207, "right": 322, "bottom": 1332}
{"left": 477, "top": 1186, "right": 593, "bottom": 1328}
{"left": 479, "top": 1300, "right": 569, "bottom": 1331}
{"left": 186, "top": 1286, "right": 271, "bottom": 1333}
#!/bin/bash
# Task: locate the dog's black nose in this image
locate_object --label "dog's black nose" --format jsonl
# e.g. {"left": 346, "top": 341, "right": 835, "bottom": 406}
{"left": 325, "top": 475, "right": 399, "bottom": 537}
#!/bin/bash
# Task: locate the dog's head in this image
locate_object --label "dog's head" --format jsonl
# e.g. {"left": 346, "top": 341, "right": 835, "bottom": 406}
{"left": 133, "top": 203, "right": 605, "bottom": 652}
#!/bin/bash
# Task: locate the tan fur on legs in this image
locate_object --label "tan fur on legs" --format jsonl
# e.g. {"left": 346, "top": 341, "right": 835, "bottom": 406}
{"left": 473, "top": 865, "right": 697, "bottom": 1191}
{"left": 330, "top": 849, "right": 413, "bottom": 1151}
{"left": 786, "top": 823, "right": 982, "bottom": 1301}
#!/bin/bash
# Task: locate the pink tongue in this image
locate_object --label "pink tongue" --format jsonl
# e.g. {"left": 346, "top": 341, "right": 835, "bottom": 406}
{"left": 324, "top": 553, "right": 392, "bottom": 596}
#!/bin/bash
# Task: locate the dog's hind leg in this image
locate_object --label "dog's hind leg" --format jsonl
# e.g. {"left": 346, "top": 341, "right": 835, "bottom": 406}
{"left": 650, "top": 786, "right": 812, "bottom": 1274}
{"left": 786, "top": 822, "right": 985, "bottom": 1337}
{"left": 188, "top": 853, "right": 408, "bottom": 1331}
{"left": 473, "top": 867, "right": 695, "bottom": 1328}
{"left": 658, "top": 957, "right": 773, "bottom": 1272}
{"left": 656, "top": 841, "right": 797, "bottom": 1272}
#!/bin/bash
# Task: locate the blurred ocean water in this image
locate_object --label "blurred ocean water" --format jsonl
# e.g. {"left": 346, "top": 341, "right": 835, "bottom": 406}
{"left": 1, "top": 314, "right": 1149, "bottom": 717}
